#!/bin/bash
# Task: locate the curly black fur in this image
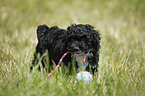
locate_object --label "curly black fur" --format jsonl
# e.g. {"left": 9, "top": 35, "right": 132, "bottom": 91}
{"left": 31, "top": 24, "right": 101, "bottom": 75}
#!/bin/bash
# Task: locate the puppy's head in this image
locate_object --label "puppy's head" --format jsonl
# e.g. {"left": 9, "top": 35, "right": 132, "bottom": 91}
{"left": 66, "top": 24, "right": 100, "bottom": 55}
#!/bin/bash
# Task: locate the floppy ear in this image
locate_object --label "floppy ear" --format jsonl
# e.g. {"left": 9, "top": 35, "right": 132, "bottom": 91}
{"left": 86, "top": 24, "right": 101, "bottom": 51}
{"left": 92, "top": 30, "right": 101, "bottom": 51}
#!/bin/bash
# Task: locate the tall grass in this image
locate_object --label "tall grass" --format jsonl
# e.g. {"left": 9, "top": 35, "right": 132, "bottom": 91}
{"left": 0, "top": 0, "right": 145, "bottom": 95}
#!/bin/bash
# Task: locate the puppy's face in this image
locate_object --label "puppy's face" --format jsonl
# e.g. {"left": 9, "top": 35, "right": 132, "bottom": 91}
{"left": 66, "top": 24, "right": 100, "bottom": 55}
{"left": 67, "top": 35, "right": 93, "bottom": 55}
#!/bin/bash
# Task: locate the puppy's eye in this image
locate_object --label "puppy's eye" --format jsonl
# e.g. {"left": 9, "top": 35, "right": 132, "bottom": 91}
{"left": 71, "top": 37, "right": 80, "bottom": 41}
{"left": 75, "top": 37, "right": 81, "bottom": 40}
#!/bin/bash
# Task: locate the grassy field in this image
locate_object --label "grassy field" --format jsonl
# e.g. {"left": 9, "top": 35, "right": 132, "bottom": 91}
{"left": 0, "top": 0, "right": 145, "bottom": 96}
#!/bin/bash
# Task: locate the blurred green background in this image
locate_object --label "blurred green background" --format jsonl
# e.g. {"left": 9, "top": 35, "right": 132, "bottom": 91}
{"left": 0, "top": 0, "right": 145, "bottom": 96}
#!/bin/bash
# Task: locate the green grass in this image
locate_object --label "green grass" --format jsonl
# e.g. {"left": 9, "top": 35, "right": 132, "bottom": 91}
{"left": 0, "top": 0, "right": 145, "bottom": 95}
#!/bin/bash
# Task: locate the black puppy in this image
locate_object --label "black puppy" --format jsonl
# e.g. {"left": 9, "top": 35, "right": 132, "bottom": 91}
{"left": 31, "top": 24, "right": 101, "bottom": 75}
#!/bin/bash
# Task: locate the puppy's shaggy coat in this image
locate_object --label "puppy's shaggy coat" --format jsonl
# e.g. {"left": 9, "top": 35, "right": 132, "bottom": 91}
{"left": 31, "top": 24, "right": 101, "bottom": 74}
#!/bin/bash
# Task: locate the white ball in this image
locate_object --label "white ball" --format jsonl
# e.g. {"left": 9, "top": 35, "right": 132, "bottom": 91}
{"left": 76, "top": 71, "right": 93, "bottom": 82}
